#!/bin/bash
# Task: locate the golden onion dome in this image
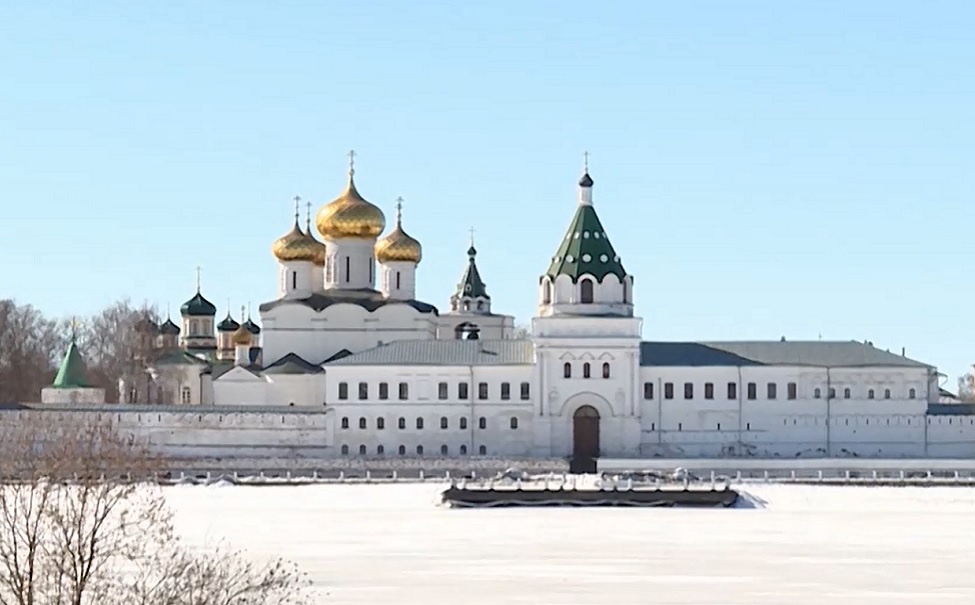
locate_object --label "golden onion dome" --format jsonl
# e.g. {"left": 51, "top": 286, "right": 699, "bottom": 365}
{"left": 303, "top": 218, "right": 327, "bottom": 266}
{"left": 315, "top": 162, "right": 386, "bottom": 240}
{"left": 375, "top": 199, "right": 422, "bottom": 264}
{"left": 231, "top": 323, "right": 252, "bottom": 346}
{"left": 272, "top": 202, "right": 319, "bottom": 263}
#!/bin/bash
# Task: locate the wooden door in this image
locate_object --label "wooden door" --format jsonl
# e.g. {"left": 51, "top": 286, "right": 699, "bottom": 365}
{"left": 572, "top": 405, "right": 600, "bottom": 459}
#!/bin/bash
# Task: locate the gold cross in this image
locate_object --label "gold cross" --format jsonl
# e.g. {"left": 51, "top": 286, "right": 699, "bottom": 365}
{"left": 395, "top": 196, "right": 404, "bottom": 224}
{"left": 348, "top": 149, "right": 356, "bottom": 174}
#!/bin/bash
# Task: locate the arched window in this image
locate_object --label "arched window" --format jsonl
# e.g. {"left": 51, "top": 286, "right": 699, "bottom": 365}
{"left": 398, "top": 445, "right": 406, "bottom": 456}
{"left": 814, "top": 388, "right": 821, "bottom": 399}
{"left": 580, "top": 278, "right": 594, "bottom": 304}
{"left": 460, "top": 417, "right": 468, "bottom": 430}
{"left": 440, "top": 444, "right": 448, "bottom": 455}
{"left": 479, "top": 416, "right": 487, "bottom": 430}
{"left": 340, "top": 444, "right": 349, "bottom": 455}
{"left": 583, "top": 362, "right": 591, "bottom": 379}
{"left": 377, "top": 445, "right": 385, "bottom": 455}
{"left": 884, "top": 388, "right": 891, "bottom": 399}
{"left": 478, "top": 445, "right": 487, "bottom": 455}
{"left": 358, "top": 417, "right": 367, "bottom": 429}
{"left": 440, "top": 416, "right": 448, "bottom": 429}
{"left": 341, "top": 417, "right": 349, "bottom": 429}
{"left": 602, "top": 362, "right": 610, "bottom": 378}
{"left": 358, "top": 444, "right": 366, "bottom": 455}
{"left": 563, "top": 362, "right": 572, "bottom": 378}
{"left": 622, "top": 280, "right": 629, "bottom": 303}
{"left": 909, "top": 388, "right": 916, "bottom": 399}
{"left": 510, "top": 417, "right": 518, "bottom": 429}
{"left": 398, "top": 417, "right": 406, "bottom": 429}
{"left": 459, "top": 444, "right": 468, "bottom": 455}
{"left": 416, "top": 417, "right": 424, "bottom": 429}
{"left": 542, "top": 280, "right": 552, "bottom": 304}
{"left": 868, "top": 389, "right": 875, "bottom": 400}
{"left": 377, "top": 417, "right": 385, "bottom": 430}
{"left": 416, "top": 445, "right": 424, "bottom": 455}
{"left": 843, "top": 388, "right": 851, "bottom": 399}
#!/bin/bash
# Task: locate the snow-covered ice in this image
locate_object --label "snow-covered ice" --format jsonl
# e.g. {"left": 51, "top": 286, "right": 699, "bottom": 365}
{"left": 165, "top": 483, "right": 975, "bottom": 604}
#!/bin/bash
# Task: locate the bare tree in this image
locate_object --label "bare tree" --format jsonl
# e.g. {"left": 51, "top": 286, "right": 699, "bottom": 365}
{"left": 512, "top": 324, "right": 530, "bottom": 339}
{"left": 0, "top": 413, "right": 310, "bottom": 605}
{"left": 78, "top": 300, "right": 161, "bottom": 403}
{"left": 957, "top": 373, "right": 975, "bottom": 402}
{"left": 0, "top": 300, "right": 63, "bottom": 402}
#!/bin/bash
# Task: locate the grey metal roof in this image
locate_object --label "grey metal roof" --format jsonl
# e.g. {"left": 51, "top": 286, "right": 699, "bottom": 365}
{"left": 263, "top": 353, "right": 323, "bottom": 375}
{"left": 927, "top": 403, "right": 975, "bottom": 415}
{"left": 640, "top": 341, "right": 932, "bottom": 368}
{"left": 326, "top": 339, "right": 535, "bottom": 366}
{"left": 259, "top": 288, "right": 438, "bottom": 315}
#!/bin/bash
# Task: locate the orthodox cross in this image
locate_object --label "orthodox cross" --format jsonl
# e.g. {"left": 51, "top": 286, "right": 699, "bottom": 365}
{"left": 347, "top": 149, "right": 356, "bottom": 175}
{"left": 293, "top": 195, "right": 301, "bottom": 222}
{"left": 583, "top": 151, "right": 590, "bottom": 173}
{"left": 195, "top": 266, "right": 202, "bottom": 292}
{"left": 306, "top": 200, "right": 313, "bottom": 230}
{"left": 468, "top": 225, "right": 476, "bottom": 245}
{"left": 395, "top": 196, "right": 404, "bottom": 224}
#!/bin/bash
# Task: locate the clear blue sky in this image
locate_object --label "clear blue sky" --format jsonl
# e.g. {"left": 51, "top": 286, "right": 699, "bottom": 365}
{"left": 2, "top": 1, "right": 973, "bottom": 382}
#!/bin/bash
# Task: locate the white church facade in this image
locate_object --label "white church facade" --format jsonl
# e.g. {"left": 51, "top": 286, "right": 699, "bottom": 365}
{"left": 42, "top": 156, "right": 975, "bottom": 462}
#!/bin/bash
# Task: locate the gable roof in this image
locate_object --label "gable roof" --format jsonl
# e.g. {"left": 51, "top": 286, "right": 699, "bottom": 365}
{"left": 263, "top": 353, "right": 323, "bottom": 375}
{"left": 639, "top": 341, "right": 932, "bottom": 368}
{"left": 326, "top": 339, "right": 534, "bottom": 366}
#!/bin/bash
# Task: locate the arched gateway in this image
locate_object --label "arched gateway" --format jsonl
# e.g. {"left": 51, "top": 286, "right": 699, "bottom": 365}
{"left": 572, "top": 405, "right": 600, "bottom": 471}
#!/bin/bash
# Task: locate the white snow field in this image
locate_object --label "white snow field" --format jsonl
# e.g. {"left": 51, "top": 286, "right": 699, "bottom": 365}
{"left": 165, "top": 483, "right": 975, "bottom": 604}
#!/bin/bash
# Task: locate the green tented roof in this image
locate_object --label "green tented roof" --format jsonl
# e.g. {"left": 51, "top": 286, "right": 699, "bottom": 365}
{"left": 51, "top": 340, "right": 94, "bottom": 389}
{"left": 454, "top": 245, "right": 490, "bottom": 299}
{"left": 545, "top": 190, "right": 626, "bottom": 283}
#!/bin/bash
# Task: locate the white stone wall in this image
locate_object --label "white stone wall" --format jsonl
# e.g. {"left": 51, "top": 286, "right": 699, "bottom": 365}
{"left": 379, "top": 260, "right": 417, "bottom": 300}
{"left": 538, "top": 273, "right": 634, "bottom": 318}
{"left": 40, "top": 387, "right": 106, "bottom": 404}
{"left": 260, "top": 302, "right": 439, "bottom": 365}
{"left": 278, "top": 260, "right": 314, "bottom": 299}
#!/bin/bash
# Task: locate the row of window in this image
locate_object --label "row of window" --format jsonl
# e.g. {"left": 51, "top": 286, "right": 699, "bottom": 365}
{"left": 540, "top": 277, "right": 631, "bottom": 305}
{"left": 341, "top": 416, "right": 520, "bottom": 430}
{"left": 562, "top": 362, "right": 611, "bottom": 379}
{"left": 340, "top": 444, "right": 489, "bottom": 456}
{"left": 337, "top": 381, "right": 531, "bottom": 401}
{"left": 642, "top": 381, "right": 919, "bottom": 401}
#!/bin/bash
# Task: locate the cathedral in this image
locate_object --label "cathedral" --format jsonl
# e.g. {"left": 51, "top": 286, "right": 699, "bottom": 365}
{"left": 48, "top": 154, "right": 970, "bottom": 463}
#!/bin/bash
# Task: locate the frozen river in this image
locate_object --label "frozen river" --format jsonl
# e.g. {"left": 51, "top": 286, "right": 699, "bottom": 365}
{"left": 166, "top": 483, "right": 975, "bottom": 604}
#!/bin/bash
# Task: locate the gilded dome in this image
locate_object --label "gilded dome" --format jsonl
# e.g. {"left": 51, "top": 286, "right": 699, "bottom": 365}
{"left": 231, "top": 324, "right": 252, "bottom": 346}
{"left": 304, "top": 219, "right": 327, "bottom": 266}
{"left": 316, "top": 171, "right": 386, "bottom": 240}
{"left": 272, "top": 220, "right": 319, "bottom": 263}
{"left": 375, "top": 201, "right": 422, "bottom": 264}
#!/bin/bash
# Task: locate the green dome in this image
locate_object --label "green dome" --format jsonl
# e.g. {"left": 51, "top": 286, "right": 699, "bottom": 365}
{"left": 180, "top": 291, "right": 217, "bottom": 317}
{"left": 216, "top": 312, "right": 240, "bottom": 332}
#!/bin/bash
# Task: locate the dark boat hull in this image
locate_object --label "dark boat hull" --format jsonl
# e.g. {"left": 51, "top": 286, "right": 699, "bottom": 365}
{"left": 441, "top": 487, "right": 738, "bottom": 508}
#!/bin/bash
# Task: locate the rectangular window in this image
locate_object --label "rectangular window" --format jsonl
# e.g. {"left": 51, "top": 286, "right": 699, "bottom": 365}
{"left": 747, "top": 382, "right": 757, "bottom": 400}
{"left": 368, "top": 258, "right": 373, "bottom": 283}
{"left": 704, "top": 382, "right": 714, "bottom": 400}
{"left": 478, "top": 382, "right": 488, "bottom": 400}
{"left": 180, "top": 387, "right": 191, "bottom": 404}
{"left": 767, "top": 383, "right": 777, "bottom": 400}
{"left": 398, "top": 382, "right": 408, "bottom": 400}
{"left": 357, "top": 382, "right": 368, "bottom": 400}
{"left": 727, "top": 382, "right": 737, "bottom": 400}
{"left": 344, "top": 257, "right": 350, "bottom": 283}
{"left": 520, "top": 382, "right": 530, "bottom": 400}
{"left": 458, "top": 383, "right": 469, "bottom": 399}
{"left": 664, "top": 382, "right": 674, "bottom": 399}
{"left": 643, "top": 382, "right": 654, "bottom": 399}
{"left": 338, "top": 382, "right": 348, "bottom": 400}
{"left": 291, "top": 271, "right": 297, "bottom": 290}
{"left": 683, "top": 382, "right": 693, "bottom": 399}
{"left": 378, "top": 382, "right": 388, "bottom": 400}
{"left": 438, "top": 382, "right": 448, "bottom": 400}
{"left": 500, "top": 382, "right": 510, "bottom": 400}
{"left": 787, "top": 382, "right": 797, "bottom": 400}
{"left": 396, "top": 271, "right": 401, "bottom": 290}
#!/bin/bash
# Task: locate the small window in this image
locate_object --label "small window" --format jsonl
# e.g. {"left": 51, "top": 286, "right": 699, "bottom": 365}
{"left": 377, "top": 445, "right": 384, "bottom": 455}
{"left": 580, "top": 278, "right": 594, "bottom": 303}
{"left": 416, "top": 445, "right": 424, "bottom": 455}
{"left": 583, "top": 363, "right": 591, "bottom": 379}
{"left": 500, "top": 382, "right": 511, "bottom": 400}
{"left": 814, "top": 387, "right": 821, "bottom": 399}
{"left": 397, "top": 417, "right": 406, "bottom": 430}
{"left": 683, "top": 382, "right": 693, "bottom": 399}
{"left": 884, "top": 388, "right": 891, "bottom": 399}
{"left": 678, "top": 423, "right": 682, "bottom": 431}
{"left": 398, "top": 382, "right": 409, "bottom": 400}
{"left": 478, "top": 382, "right": 488, "bottom": 400}
{"left": 602, "top": 363, "right": 610, "bottom": 379}
{"left": 767, "top": 383, "right": 777, "bottom": 400}
{"left": 843, "top": 388, "right": 851, "bottom": 399}
{"left": 909, "top": 388, "right": 916, "bottom": 399}
{"left": 664, "top": 382, "right": 674, "bottom": 399}
{"left": 341, "top": 417, "right": 349, "bottom": 429}
{"left": 438, "top": 382, "right": 448, "bottom": 400}
{"left": 292, "top": 271, "right": 297, "bottom": 290}
{"left": 398, "top": 445, "right": 406, "bottom": 456}
{"left": 459, "top": 417, "right": 468, "bottom": 430}
{"left": 338, "top": 382, "right": 348, "bottom": 400}
{"left": 460, "top": 444, "right": 468, "bottom": 455}
{"left": 416, "top": 417, "right": 424, "bottom": 430}
{"left": 478, "top": 417, "right": 487, "bottom": 430}
{"left": 542, "top": 280, "right": 552, "bottom": 304}
{"left": 727, "top": 382, "right": 737, "bottom": 400}
{"left": 396, "top": 271, "right": 401, "bottom": 290}
{"left": 180, "top": 387, "right": 191, "bottom": 404}
{"left": 643, "top": 382, "right": 654, "bottom": 399}
{"left": 458, "top": 383, "right": 469, "bottom": 399}
{"left": 704, "top": 383, "right": 714, "bottom": 400}
{"left": 747, "top": 383, "right": 757, "bottom": 400}
{"left": 358, "top": 382, "right": 368, "bottom": 400}
{"left": 358, "top": 444, "right": 366, "bottom": 455}
{"left": 563, "top": 363, "right": 572, "bottom": 378}
{"left": 717, "top": 423, "right": 721, "bottom": 431}
{"left": 340, "top": 444, "right": 349, "bottom": 455}
{"left": 344, "top": 256, "right": 350, "bottom": 282}
{"left": 377, "top": 417, "right": 385, "bottom": 430}
{"left": 478, "top": 445, "right": 487, "bottom": 455}
{"left": 520, "top": 382, "right": 530, "bottom": 400}
{"left": 868, "top": 389, "right": 875, "bottom": 400}
{"left": 829, "top": 387, "right": 836, "bottom": 399}
{"left": 787, "top": 382, "right": 797, "bottom": 400}
{"left": 440, "top": 416, "right": 448, "bottom": 430}
{"left": 378, "top": 382, "right": 389, "bottom": 400}
{"left": 440, "top": 444, "right": 448, "bottom": 456}
{"left": 358, "top": 417, "right": 366, "bottom": 429}
{"left": 510, "top": 417, "right": 518, "bottom": 429}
